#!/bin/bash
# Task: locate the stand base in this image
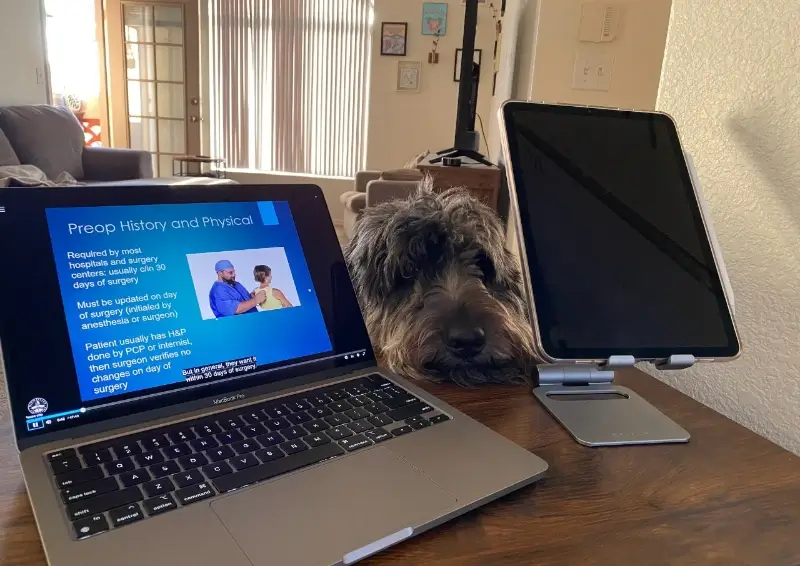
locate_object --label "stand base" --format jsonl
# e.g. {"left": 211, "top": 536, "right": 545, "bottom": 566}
{"left": 429, "top": 148, "right": 493, "bottom": 166}
{"left": 534, "top": 384, "right": 690, "bottom": 446}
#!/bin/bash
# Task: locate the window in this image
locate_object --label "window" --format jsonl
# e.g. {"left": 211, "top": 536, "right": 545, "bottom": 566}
{"left": 207, "top": 0, "right": 373, "bottom": 178}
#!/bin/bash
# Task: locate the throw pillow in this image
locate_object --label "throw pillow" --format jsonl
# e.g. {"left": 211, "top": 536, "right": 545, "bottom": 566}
{"left": 0, "top": 105, "right": 84, "bottom": 180}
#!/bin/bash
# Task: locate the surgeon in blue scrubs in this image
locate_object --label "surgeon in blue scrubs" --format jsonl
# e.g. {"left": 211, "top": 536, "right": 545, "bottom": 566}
{"left": 209, "top": 260, "right": 266, "bottom": 318}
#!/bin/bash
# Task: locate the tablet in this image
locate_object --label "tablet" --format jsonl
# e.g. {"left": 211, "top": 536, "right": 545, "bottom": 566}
{"left": 500, "top": 102, "right": 740, "bottom": 363}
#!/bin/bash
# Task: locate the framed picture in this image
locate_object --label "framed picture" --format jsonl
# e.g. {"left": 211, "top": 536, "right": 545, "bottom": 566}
{"left": 397, "top": 61, "right": 421, "bottom": 93}
{"left": 381, "top": 22, "right": 407, "bottom": 56}
{"left": 454, "top": 48, "right": 482, "bottom": 82}
{"left": 422, "top": 3, "right": 448, "bottom": 36}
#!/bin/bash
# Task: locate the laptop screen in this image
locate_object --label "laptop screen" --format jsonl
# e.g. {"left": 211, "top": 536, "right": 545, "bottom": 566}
{"left": 0, "top": 185, "right": 373, "bottom": 444}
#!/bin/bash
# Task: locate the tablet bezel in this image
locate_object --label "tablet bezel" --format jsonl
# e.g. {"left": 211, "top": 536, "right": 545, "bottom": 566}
{"left": 499, "top": 100, "right": 741, "bottom": 364}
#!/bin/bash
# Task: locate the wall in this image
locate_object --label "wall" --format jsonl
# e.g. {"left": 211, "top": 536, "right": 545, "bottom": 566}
{"left": 0, "top": 0, "right": 49, "bottom": 105}
{"left": 656, "top": 1, "right": 800, "bottom": 454}
{"left": 366, "top": 0, "right": 497, "bottom": 170}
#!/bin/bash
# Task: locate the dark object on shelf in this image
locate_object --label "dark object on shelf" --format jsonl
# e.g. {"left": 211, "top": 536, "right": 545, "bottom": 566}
{"left": 173, "top": 155, "right": 227, "bottom": 179}
{"left": 453, "top": 48, "right": 482, "bottom": 82}
{"left": 430, "top": 0, "right": 491, "bottom": 166}
{"left": 442, "top": 157, "right": 462, "bottom": 167}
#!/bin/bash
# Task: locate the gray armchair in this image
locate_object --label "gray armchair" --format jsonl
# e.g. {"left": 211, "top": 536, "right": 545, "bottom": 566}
{"left": 0, "top": 105, "right": 153, "bottom": 183}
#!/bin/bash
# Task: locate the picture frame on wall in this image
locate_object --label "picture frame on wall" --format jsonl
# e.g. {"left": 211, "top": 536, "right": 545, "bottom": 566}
{"left": 381, "top": 22, "right": 408, "bottom": 56}
{"left": 397, "top": 61, "right": 421, "bottom": 93}
{"left": 422, "top": 3, "right": 448, "bottom": 36}
{"left": 454, "top": 48, "right": 482, "bottom": 82}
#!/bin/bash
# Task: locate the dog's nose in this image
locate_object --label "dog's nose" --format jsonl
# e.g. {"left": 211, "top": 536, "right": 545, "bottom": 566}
{"left": 446, "top": 327, "right": 486, "bottom": 357}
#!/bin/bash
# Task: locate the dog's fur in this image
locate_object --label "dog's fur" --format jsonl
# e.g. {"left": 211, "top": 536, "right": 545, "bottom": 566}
{"left": 344, "top": 179, "right": 534, "bottom": 386}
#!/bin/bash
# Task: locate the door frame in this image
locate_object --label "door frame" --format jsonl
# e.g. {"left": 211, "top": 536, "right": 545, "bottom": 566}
{"left": 104, "top": 0, "right": 201, "bottom": 170}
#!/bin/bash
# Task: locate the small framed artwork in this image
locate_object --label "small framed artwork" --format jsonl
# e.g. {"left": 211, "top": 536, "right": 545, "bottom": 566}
{"left": 422, "top": 3, "right": 448, "bottom": 36}
{"left": 454, "top": 48, "right": 482, "bottom": 82}
{"left": 397, "top": 61, "right": 421, "bottom": 93}
{"left": 381, "top": 22, "right": 408, "bottom": 56}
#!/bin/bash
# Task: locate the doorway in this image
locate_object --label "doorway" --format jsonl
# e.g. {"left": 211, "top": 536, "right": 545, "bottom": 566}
{"left": 105, "top": 0, "right": 201, "bottom": 176}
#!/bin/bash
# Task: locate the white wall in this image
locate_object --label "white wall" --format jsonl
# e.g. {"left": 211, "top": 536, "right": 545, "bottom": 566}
{"left": 0, "top": 0, "right": 49, "bottom": 105}
{"left": 657, "top": 0, "right": 800, "bottom": 454}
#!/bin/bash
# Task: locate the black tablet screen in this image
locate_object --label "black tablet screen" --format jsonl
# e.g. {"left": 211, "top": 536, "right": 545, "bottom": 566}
{"left": 502, "top": 102, "right": 739, "bottom": 361}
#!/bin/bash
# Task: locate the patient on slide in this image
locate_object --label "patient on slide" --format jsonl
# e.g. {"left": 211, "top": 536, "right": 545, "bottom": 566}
{"left": 253, "top": 265, "right": 293, "bottom": 311}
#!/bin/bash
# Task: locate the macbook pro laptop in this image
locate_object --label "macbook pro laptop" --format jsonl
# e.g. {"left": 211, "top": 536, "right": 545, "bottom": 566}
{"left": 0, "top": 183, "right": 547, "bottom": 566}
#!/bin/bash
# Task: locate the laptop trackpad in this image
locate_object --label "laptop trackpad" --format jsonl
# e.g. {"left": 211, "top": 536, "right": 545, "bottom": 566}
{"left": 210, "top": 447, "right": 457, "bottom": 566}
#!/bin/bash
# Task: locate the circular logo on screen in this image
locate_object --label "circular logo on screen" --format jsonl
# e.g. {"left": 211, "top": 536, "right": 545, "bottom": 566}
{"left": 27, "top": 397, "right": 48, "bottom": 416}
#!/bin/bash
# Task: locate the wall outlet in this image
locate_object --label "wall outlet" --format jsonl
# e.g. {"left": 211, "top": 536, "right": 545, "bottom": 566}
{"left": 572, "top": 52, "right": 598, "bottom": 90}
{"left": 36, "top": 67, "right": 46, "bottom": 85}
{"left": 595, "top": 53, "right": 615, "bottom": 91}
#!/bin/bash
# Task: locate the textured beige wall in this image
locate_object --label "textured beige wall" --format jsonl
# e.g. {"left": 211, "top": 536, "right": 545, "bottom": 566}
{"left": 0, "top": 0, "right": 48, "bottom": 105}
{"left": 657, "top": 1, "right": 800, "bottom": 454}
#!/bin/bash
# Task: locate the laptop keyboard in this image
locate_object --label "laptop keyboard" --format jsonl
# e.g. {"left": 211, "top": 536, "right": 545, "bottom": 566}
{"left": 45, "top": 374, "right": 452, "bottom": 540}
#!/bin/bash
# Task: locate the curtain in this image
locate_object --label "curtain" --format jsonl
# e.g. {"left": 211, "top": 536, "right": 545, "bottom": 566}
{"left": 208, "top": 0, "right": 373, "bottom": 177}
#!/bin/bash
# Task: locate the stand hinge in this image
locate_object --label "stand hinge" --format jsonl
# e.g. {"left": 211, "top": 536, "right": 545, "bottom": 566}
{"left": 654, "top": 354, "right": 696, "bottom": 370}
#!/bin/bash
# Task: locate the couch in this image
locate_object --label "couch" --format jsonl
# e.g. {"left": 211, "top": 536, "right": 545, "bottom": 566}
{"left": 340, "top": 168, "right": 423, "bottom": 241}
{"left": 0, "top": 105, "right": 153, "bottom": 184}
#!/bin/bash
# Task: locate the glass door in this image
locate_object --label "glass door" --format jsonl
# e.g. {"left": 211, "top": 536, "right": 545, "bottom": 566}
{"left": 106, "top": 1, "right": 201, "bottom": 176}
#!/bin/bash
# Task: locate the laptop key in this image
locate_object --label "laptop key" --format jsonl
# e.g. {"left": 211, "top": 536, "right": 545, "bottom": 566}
{"left": 280, "top": 440, "right": 308, "bottom": 455}
{"left": 386, "top": 402, "right": 429, "bottom": 422}
{"left": 242, "top": 424, "right": 267, "bottom": 438}
{"left": 348, "top": 395, "right": 368, "bottom": 407}
{"left": 135, "top": 451, "right": 165, "bottom": 467}
{"left": 105, "top": 457, "right": 135, "bottom": 475}
{"left": 120, "top": 469, "right": 151, "bottom": 487}
{"left": 285, "top": 400, "right": 312, "bottom": 412}
{"left": 367, "top": 414, "right": 394, "bottom": 428}
{"left": 48, "top": 448, "right": 77, "bottom": 462}
{"left": 195, "top": 421, "right": 223, "bottom": 437}
{"left": 56, "top": 466, "right": 104, "bottom": 489}
{"left": 305, "top": 420, "right": 330, "bottom": 433}
{"left": 306, "top": 394, "right": 332, "bottom": 407}
{"left": 73, "top": 514, "right": 109, "bottom": 540}
{"left": 175, "top": 482, "right": 215, "bottom": 506}
{"left": 364, "top": 428, "right": 392, "bottom": 443}
{"left": 220, "top": 418, "right": 244, "bottom": 431}
{"left": 150, "top": 461, "right": 181, "bottom": 478}
{"left": 347, "top": 420, "right": 374, "bottom": 434}
{"left": 327, "top": 425, "right": 353, "bottom": 441}
{"left": 262, "top": 406, "right": 289, "bottom": 419}
{"left": 67, "top": 486, "right": 143, "bottom": 521}
{"left": 217, "top": 430, "right": 244, "bottom": 445}
{"left": 164, "top": 442, "right": 193, "bottom": 458}
{"left": 112, "top": 442, "right": 143, "bottom": 458}
{"left": 84, "top": 448, "right": 113, "bottom": 466}
{"left": 326, "top": 391, "right": 347, "bottom": 402}
{"left": 173, "top": 469, "right": 203, "bottom": 488}
{"left": 282, "top": 426, "right": 307, "bottom": 440}
{"left": 190, "top": 437, "right": 219, "bottom": 452}
{"left": 140, "top": 434, "right": 169, "bottom": 451}
{"left": 143, "top": 477, "right": 175, "bottom": 498}
{"left": 266, "top": 417, "right": 291, "bottom": 431}
{"left": 339, "top": 434, "right": 373, "bottom": 452}
{"left": 142, "top": 493, "right": 178, "bottom": 516}
{"left": 231, "top": 439, "right": 259, "bottom": 455}
{"left": 287, "top": 412, "right": 312, "bottom": 425}
{"left": 109, "top": 503, "right": 144, "bottom": 528}
{"left": 304, "top": 433, "right": 331, "bottom": 448}
{"left": 255, "top": 432, "right": 284, "bottom": 447}
{"left": 308, "top": 406, "right": 333, "bottom": 419}
{"left": 179, "top": 453, "right": 209, "bottom": 469}
{"left": 61, "top": 477, "right": 119, "bottom": 504}
{"left": 392, "top": 426, "right": 413, "bottom": 436}
{"left": 324, "top": 414, "right": 350, "bottom": 427}
{"left": 254, "top": 447, "right": 284, "bottom": 463}
{"left": 364, "top": 402, "right": 390, "bottom": 415}
{"left": 429, "top": 414, "right": 451, "bottom": 424}
{"left": 167, "top": 428, "right": 197, "bottom": 443}
{"left": 202, "top": 461, "right": 233, "bottom": 479}
{"left": 213, "top": 442, "right": 344, "bottom": 493}
{"left": 382, "top": 396, "right": 419, "bottom": 410}
{"left": 207, "top": 446, "right": 235, "bottom": 462}
{"left": 410, "top": 419, "right": 431, "bottom": 430}
{"left": 231, "top": 455, "right": 259, "bottom": 471}
{"left": 344, "top": 407, "right": 371, "bottom": 421}
{"left": 51, "top": 456, "right": 82, "bottom": 475}
{"left": 329, "top": 401, "right": 352, "bottom": 412}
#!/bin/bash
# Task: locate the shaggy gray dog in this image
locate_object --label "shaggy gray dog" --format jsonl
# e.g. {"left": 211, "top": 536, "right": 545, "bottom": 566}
{"left": 344, "top": 180, "right": 533, "bottom": 386}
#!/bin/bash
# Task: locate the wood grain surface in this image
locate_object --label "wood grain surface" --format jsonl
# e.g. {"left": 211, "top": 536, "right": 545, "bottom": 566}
{"left": 1, "top": 369, "right": 799, "bottom": 565}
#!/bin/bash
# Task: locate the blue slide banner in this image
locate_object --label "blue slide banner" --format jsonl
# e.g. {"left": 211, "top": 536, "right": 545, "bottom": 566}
{"left": 45, "top": 201, "right": 332, "bottom": 403}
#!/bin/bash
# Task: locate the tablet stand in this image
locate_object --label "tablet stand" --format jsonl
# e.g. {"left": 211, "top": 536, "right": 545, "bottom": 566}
{"left": 530, "top": 153, "right": 735, "bottom": 447}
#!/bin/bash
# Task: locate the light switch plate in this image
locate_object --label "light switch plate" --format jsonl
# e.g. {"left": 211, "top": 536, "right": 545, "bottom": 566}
{"left": 595, "top": 53, "right": 615, "bottom": 91}
{"left": 572, "top": 51, "right": 598, "bottom": 90}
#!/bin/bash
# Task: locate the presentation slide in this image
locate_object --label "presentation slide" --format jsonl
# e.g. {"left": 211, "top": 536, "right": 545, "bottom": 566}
{"left": 45, "top": 201, "right": 332, "bottom": 403}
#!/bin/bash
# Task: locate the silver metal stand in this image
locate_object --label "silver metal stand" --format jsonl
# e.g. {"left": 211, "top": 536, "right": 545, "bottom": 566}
{"left": 533, "top": 356, "right": 692, "bottom": 446}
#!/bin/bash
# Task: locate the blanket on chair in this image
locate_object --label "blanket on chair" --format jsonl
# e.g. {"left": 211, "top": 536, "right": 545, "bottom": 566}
{"left": 0, "top": 164, "right": 83, "bottom": 187}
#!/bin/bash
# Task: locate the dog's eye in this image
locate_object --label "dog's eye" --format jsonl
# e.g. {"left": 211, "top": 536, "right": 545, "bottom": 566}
{"left": 476, "top": 252, "right": 495, "bottom": 282}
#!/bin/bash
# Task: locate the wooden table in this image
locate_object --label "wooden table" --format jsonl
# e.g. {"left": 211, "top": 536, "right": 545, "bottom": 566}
{"left": 2, "top": 369, "right": 799, "bottom": 565}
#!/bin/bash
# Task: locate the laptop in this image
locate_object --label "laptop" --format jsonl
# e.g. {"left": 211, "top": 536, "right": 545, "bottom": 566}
{"left": 0, "top": 183, "right": 548, "bottom": 566}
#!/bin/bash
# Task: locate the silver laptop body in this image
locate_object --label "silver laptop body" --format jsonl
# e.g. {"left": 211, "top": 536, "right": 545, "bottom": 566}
{"left": 1, "top": 184, "right": 547, "bottom": 566}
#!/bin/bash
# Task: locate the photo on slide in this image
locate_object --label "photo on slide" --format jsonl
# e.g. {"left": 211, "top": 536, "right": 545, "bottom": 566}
{"left": 186, "top": 247, "right": 302, "bottom": 321}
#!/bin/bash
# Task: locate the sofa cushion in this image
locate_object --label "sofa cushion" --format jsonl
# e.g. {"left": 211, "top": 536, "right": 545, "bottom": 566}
{"left": 380, "top": 168, "right": 423, "bottom": 182}
{"left": 0, "top": 105, "right": 84, "bottom": 180}
{"left": 0, "top": 128, "right": 20, "bottom": 166}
